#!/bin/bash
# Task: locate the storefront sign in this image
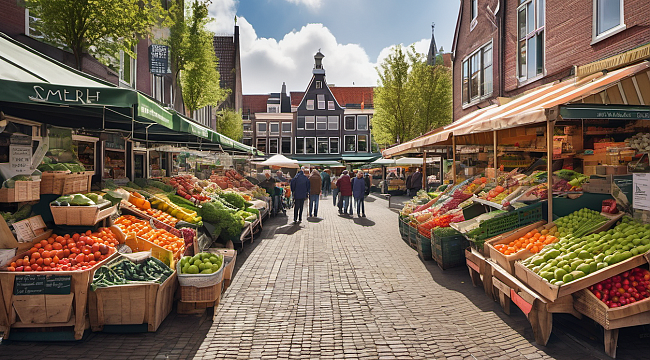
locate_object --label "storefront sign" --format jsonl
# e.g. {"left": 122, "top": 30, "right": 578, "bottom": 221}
{"left": 14, "top": 274, "right": 71, "bottom": 295}
{"left": 188, "top": 122, "right": 210, "bottom": 139}
{"left": 10, "top": 145, "right": 32, "bottom": 174}
{"left": 149, "top": 45, "right": 170, "bottom": 74}
{"left": 633, "top": 173, "right": 650, "bottom": 211}
{"left": 560, "top": 106, "right": 650, "bottom": 120}
{"left": 137, "top": 93, "right": 174, "bottom": 129}
{"left": 0, "top": 80, "right": 137, "bottom": 107}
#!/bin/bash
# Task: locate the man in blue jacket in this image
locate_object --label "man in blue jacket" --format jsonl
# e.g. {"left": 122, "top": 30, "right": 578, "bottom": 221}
{"left": 290, "top": 166, "right": 311, "bottom": 223}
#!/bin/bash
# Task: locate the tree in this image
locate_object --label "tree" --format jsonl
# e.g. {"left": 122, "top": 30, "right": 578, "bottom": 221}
{"left": 26, "top": 0, "right": 163, "bottom": 70}
{"left": 215, "top": 109, "right": 243, "bottom": 141}
{"left": 170, "top": 0, "right": 229, "bottom": 114}
{"left": 372, "top": 45, "right": 452, "bottom": 146}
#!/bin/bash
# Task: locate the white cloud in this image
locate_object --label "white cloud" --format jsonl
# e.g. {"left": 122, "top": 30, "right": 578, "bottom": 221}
{"left": 285, "top": 0, "right": 322, "bottom": 10}
{"left": 204, "top": 0, "right": 430, "bottom": 94}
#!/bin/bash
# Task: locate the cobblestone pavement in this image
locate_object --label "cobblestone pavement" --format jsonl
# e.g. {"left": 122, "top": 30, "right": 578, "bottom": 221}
{"left": 3, "top": 195, "right": 650, "bottom": 359}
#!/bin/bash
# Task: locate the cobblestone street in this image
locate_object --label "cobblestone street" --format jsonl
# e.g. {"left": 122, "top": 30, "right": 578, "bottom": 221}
{"left": 3, "top": 195, "right": 650, "bottom": 359}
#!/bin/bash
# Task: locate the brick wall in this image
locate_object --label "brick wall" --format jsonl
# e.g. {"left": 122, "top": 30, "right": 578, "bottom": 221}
{"left": 452, "top": 0, "right": 501, "bottom": 122}
{"left": 504, "top": 0, "right": 650, "bottom": 96}
{"left": 0, "top": 0, "right": 25, "bottom": 37}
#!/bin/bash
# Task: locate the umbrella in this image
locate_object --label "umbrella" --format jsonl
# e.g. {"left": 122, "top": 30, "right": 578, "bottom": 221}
{"left": 253, "top": 154, "right": 300, "bottom": 168}
{"left": 371, "top": 158, "right": 397, "bottom": 166}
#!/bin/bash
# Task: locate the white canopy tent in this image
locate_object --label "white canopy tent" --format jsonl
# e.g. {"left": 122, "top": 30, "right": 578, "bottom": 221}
{"left": 252, "top": 154, "right": 300, "bottom": 168}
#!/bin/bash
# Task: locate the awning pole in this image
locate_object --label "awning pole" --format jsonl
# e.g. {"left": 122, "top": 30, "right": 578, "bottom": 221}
{"left": 452, "top": 136, "right": 457, "bottom": 184}
{"left": 547, "top": 118, "right": 554, "bottom": 221}
{"left": 493, "top": 130, "right": 498, "bottom": 181}
{"left": 422, "top": 150, "right": 427, "bottom": 190}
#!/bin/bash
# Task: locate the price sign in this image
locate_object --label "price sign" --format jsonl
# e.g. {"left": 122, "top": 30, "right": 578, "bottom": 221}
{"left": 633, "top": 173, "right": 650, "bottom": 210}
{"left": 14, "top": 274, "right": 71, "bottom": 295}
{"left": 10, "top": 145, "right": 32, "bottom": 175}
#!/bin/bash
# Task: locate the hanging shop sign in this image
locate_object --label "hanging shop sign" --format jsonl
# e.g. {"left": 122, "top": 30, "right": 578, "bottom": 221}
{"left": 0, "top": 80, "right": 136, "bottom": 107}
{"left": 560, "top": 105, "right": 650, "bottom": 120}
{"left": 149, "top": 45, "right": 171, "bottom": 75}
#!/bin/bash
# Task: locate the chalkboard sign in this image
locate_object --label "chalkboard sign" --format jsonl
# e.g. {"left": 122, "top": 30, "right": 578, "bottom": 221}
{"left": 14, "top": 275, "right": 72, "bottom": 295}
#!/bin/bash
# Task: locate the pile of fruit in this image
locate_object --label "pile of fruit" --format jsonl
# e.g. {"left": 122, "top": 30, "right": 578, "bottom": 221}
{"left": 553, "top": 208, "right": 608, "bottom": 239}
{"left": 494, "top": 226, "right": 559, "bottom": 255}
{"left": 114, "top": 215, "right": 185, "bottom": 255}
{"left": 522, "top": 217, "right": 650, "bottom": 286}
{"left": 6, "top": 229, "right": 117, "bottom": 272}
{"left": 170, "top": 175, "right": 210, "bottom": 203}
{"left": 128, "top": 192, "right": 151, "bottom": 210}
{"left": 150, "top": 195, "right": 202, "bottom": 224}
{"left": 179, "top": 252, "right": 223, "bottom": 274}
{"left": 588, "top": 267, "right": 650, "bottom": 308}
{"left": 144, "top": 208, "right": 179, "bottom": 226}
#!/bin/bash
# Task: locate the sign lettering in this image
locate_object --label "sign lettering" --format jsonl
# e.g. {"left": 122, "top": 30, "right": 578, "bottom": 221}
{"left": 14, "top": 275, "right": 72, "bottom": 295}
{"left": 30, "top": 86, "right": 100, "bottom": 105}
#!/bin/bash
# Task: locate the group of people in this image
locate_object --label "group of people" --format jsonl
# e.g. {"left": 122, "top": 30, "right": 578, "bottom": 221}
{"left": 289, "top": 167, "right": 371, "bottom": 223}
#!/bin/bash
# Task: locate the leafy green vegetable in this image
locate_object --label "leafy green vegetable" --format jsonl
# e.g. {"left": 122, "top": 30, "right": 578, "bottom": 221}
{"left": 70, "top": 194, "right": 95, "bottom": 206}
{"left": 126, "top": 181, "right": 142, "bottom": 190}
{"left": 148, "top": 180, "right": 173, "bottom": 193}
{"left": 199, "top": 201, "right": 244, "bottom": 237}
{"left": 220, "top": 192, "right": 246, "bottom": 210}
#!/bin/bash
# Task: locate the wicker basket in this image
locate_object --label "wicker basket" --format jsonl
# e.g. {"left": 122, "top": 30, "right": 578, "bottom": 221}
{"left": 176, "top": 258, "right": 224, "bottom": 288}
{"left": 179, "top": 282, "right": 222, "bottom": 302}
{"left": 50, "top": 201, "right": 117, "bottom": 226}
{"left": 0, "top": 180, "right": 41, "bottom": 202}
{"left": 41, "top": 171, "right": 93, "bottom": 195}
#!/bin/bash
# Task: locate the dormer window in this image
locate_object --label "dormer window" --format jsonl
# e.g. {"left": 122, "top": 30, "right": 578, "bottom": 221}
{"left": 316, "top": 81, "right": 322, "bottom": 89}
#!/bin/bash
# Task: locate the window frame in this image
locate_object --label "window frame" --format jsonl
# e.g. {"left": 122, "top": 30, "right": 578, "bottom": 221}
{"left": 305, "top": 137, "right": 316, "bottom": 154}
{"left": 329, "top": 137, "right": 339, "bottom": 154}
{"left": 282, "top": 122, "right": 292, "bottom": 134}
{"left": 317, "top": 94, "right": 326, "bottom": 110}
{"left": 592, "top": 0, "right": 626, "bottom": 44}
{"left": 328, "top": 115, "right": 339, "bottom": 131}
{"left": 344, "top": 135, "right": 356, "bottom": 152}
{"left": 269, "top": 122, "right": 280, "bottom": 135}
{"left": 281, "top": 137, "right": 292, "bottom": 154}
{"left": 344, "top": 115, "right": 355, "bottom": 131}
{"left": 461, "top": 41, "right": 494, "bottom": 107}
{"left": 317, "top": 137, "right": 329, "bottom": 154}
{"left": 256, "top": 137, "right": 267, "bottom": 153}
{"left": 267, "top": 105, "right": 279, "bottom": 113}
{"left": 471, "top": 0, "right": 478, "bottom": 20}
{"left": 256, "top": 122, "right": 267, "bottom": 136}
{"left": 316, "top": 116, "right": 328, "bottom": 130}
{"left": 316, "top": 81, "right": 322, "bottom": 89}
{"left": 516, "top": 0, "right": 545, "bottom": 83}
{"left": 357, "top": 115, "right": 368, "bottom": 131}
{"left": 305, "top": 116, "right": 315, "bottom": 130}
{"left": 328, "top": 100, "right": 335, "bottom": 110}
{"left": 268, "top": 138, "right": 279, "bottom": 154}
{"left": 297, "top": 116, "right": 305, "bottom": 130}
{"left": 243, "top": 137, "right": 252, "bottom": 146}
{"left": 357, "top": 134, "right": 368, "bottom": 153}
{"left": 295, "top": 138, "right": 305, "bottom": 154}
{"left": 306, "top": 99, "right": 314, "bottom": 110}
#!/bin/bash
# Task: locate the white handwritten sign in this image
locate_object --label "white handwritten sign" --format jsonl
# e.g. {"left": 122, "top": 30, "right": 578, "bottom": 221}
{"left": 10, "top": 145, "right": 32, "bottom": 175}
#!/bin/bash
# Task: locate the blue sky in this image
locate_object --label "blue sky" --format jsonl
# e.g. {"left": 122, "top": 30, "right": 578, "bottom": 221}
{"left": 207, "top": 0, "right": 459, "bottom": 94}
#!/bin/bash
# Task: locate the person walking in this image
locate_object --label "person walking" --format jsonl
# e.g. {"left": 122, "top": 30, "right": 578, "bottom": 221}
{"left": 331, "top": 173, "right": 339, "bottom": 207}
{"left": 364, "top": 172, "right": 371, "bottom": 197}
{"left": 405, "top": 171, "right": 413, "bottom": 196}
{"left": 290, "top": 166, "right": 310, "bottom": 223}
{"left": 336, "top": 170, "right": 353, "bottom": 215}
{"left": 321, "top": 169, "right": 331, "bottom": 197}
{"left": 351, "top": 171, "right": 366, "bottom": 217}
{"left": 308, "top": 169, "right": 322, "bottom": 217}
{"left": 409, "top": 168, "right": 423, "bottom": 196}
{"left": 259, "top": 172, "right": 278, "bottom": 214}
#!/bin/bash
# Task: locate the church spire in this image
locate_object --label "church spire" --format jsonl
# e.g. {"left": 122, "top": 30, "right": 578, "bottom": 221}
{"left": 426, "top": 23, "right": 438, "bottom": 66}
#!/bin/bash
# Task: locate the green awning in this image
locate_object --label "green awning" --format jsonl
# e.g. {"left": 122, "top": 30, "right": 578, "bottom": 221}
{"left": 341, "top": 153, "right": 382, "bottom": 162}
{"left": 560, "top": 104, "right": 650, "bottom": 120}
{"left": 137, "top": 93, "right": 174, "bottom": 129}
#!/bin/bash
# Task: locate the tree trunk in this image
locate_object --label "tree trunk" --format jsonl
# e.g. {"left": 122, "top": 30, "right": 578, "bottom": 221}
{"left": 73, "top": 44, "right": 83, "bottom": 71}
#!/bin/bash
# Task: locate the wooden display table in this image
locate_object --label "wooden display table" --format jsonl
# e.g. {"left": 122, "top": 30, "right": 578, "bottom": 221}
{"left": 465, "top": 247, "right": 493, "bottom": 298}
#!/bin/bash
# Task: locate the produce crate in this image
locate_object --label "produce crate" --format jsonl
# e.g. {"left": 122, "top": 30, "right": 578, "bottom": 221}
{"left": 0, "top": 249, "right": 117, "bottom": 340}
{"left": 50, "top": 202, "right": 117, "bottom": 226}
{"left": 573, "top": 288, "right": 650, "bottom": 358}
{"left": 207, "top": 249, "right": 236, "bottom": 290}
{"left": 87, "top": 272, "right": 177, "bottom": 332}
{"left": 486, "top": 221, "right": 548, "bottom": 274}
{"left": 124, "top": 233, "right": 177, "bottom": 269}
{"left": 457, "top": 202, "right": 543, "bottom": 241}
{"left": 416, "top": 232, "right": 432, "bottom": 261}
{"left": 408, "top": 225, "right": 418, "bottom": 249}
{"left": 499, "top": 159, "right": 534, "bottom": 168}
{"left": 0, "top": 180, "right": 41, "bottom": 203}
{"left": 40, "top": 171, "right": 93, "bottom": 195}
{"left": 432, "top": 232, "right": 468, "bottom": 270}
{"left": 399, "top": 218, "right": 409, "bottom": 242}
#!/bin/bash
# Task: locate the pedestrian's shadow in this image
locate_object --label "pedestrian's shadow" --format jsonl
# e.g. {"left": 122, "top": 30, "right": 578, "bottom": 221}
{"left": 307, "top": 217, "right": 323, "bottom": 223}
{"left": 353, "top": 217, "right": 375, "bottom": 227}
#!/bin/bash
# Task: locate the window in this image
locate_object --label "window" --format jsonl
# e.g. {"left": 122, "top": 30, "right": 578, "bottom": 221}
{"left": 344, "top": 135, "right": 356, "bottom": 152}
{"left": 316, "top": 81, "right": 322, "bottom": 89}
{"left": 243, "top": 138, "right": 252, "bottom": 146}
{"left": 297, "top": 116, "right": 305, "bottom": 130}
{"left": 269, "top": 138, "right": 278, "bottom": 154}
{"left": 344, "top": 116, "right": 355, "bottom": 131}
{"left": 295, "top": 138, "right": 305, "bottom": 154}
{"left": 461, "top": 42, "right": 493, "bottom": 105}
{"left": 317, "top": 138, "right": 329, "bottom": 154}
{"left": 329, "top": 138, "right": 339, "bottom": 154}
{"left": 281, "top": 138, "right": 291, "bottom": 154}
{"left": 306, "top": 99, "right": 314, "bottom": 110}
{"left": 316, "top": 116, "right": 327, "bottom": 130}
{"left": 270, "top": 122, "right": 280, "bottom": 135}
{"left": 317, "top": 94, "right": 325, "bottom": 109}
{"left": 593, "top": 0, "right": 625, "bottom": 41}
{"left": 282, "top": 122, "right": 292, "bottom": 133}
{"left": 328, "top": 101, "right": 335, "bottom": 110}
{"left": 328, "top": 116, "right": 338, "bottom": 130}
{"left": 243, "top": 123, "right": 251, "bottom": 131}
{"left": 152, "top": 75, "right": 164, "bottom": 102}
{"left": 305, "top": 116, "right": 315, "bottom": 130}
{"left": 358, "top": 135, "right": 367, "bottom": 152}
{"left": 256, "top": 122, "right": 267, "bottom": 135}
{"left": 471, "top": 0, "right": 478, "bottom": 20}
{"left": 256, "top": 138, "right": 266, "bottom": 153}
{"left": 305, "top": 138, "right": 316, "bottom": 154}
{"left": 119, "top": 50, "right": 136, "bottom": 88}
{"left": 267, "top": 105, "right": 279, "bottom": 113}
{"left": 517, "top": 0, "right": 545, "bottom": 81}
{"left": 357, "top": 115, "right": 368, "bottom": 131}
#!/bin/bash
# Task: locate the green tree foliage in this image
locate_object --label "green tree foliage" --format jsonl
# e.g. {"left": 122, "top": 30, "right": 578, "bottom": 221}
{"left": 171, "top": 0, "right": 229, "bottom": 114}
{"left": 26, "top": 0, "right": 163, "bottom": 70}
{"left": 372, "top": 45, "right": 452, "bottom": 146}
{"left": 215, "top": 109, "right": 243, "bottom": 141}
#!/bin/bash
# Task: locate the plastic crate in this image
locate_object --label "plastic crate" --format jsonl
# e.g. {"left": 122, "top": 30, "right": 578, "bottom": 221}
{"left": 470, "top": 202, "right": 543, "bottom": 241}
{"left": 408, "top": 225, "right": 418, "bottom": 248}
{"left": 416, "top": 233, "right": 432, "bottom": 261}
{"left": 432, "top": 233, "right": 468, "bottom": 270}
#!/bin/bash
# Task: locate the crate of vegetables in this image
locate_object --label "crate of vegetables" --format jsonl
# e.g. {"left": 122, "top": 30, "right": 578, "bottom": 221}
{"left": 416, "top": 232, "right": 432, "bottom": 261}
{"left": 432, "top": 227, "right": 468, "bottom": 270}
{"left": 113, "top": 215, "right": 185, "bottom": 261}
{"left": 50, "top": 193, "right": 117, "bottom": 226}
{"left": 87, "top": 254, "right": 176, "bottom": 332}
{"left": 0, "top": 227, "right": 121, "bottom": 340}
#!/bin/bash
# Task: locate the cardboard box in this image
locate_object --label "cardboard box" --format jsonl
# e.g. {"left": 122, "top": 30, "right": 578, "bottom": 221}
{"left": 583, "top": 175, "right": 612, "bottom": 194}
{"left": 605, "top": 165, "right": 627, "bottom": 175}
{"left": 583, "top": 165, "right": 597, "bottom": 176}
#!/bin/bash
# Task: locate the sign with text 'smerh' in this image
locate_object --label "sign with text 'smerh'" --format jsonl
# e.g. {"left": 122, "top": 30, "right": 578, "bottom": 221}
{"left": 149, "top": 45, "right": 170, "bottom": 74}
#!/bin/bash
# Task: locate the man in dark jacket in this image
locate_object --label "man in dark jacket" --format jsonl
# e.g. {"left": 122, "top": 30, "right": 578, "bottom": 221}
{"left": 290, "top": 166, "right": 311, "bottom": 223}
{"left": 363, "top": 172, "right": 371, "bottom": 196}
{"left": 320, "top": 169, "right": 331, "bottom": 196}
{"left": 336, "top": 170, "right": 353, "bottom": 215}
{"left": 351, "top": 171, "right": 366, "bottom": 217}
{"left": 409, "top": 168, "right": 423, "bottom": 196}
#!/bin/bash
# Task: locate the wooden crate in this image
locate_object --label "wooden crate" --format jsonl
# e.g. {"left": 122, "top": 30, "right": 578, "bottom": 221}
{"left": 124, "top": 233, "right": 176, "bottom": 269}
{"left": 0, "top": 180, "right": 41, "bottom": 203}
{"left": 208, "top": 249, "right": 236, "bottom": 290}
{"left": 50, "top": 202, "right": 117, "bottom": 226}
{"left": 487, "top": 221, "right": 548, "bottom": 274}
{"left": 40, "top": 172, "right": 93, "bottom": 195}
{"left": 514, "top": 251, "right": 649, "bottom": 302}
{"left": 87, "top": 272, "right": 177, "bottom": 332}
{"left": 465, "top": 247, "right": 493, "bottom": 298}
{"left": 573, "top": 288, "right": 650, "bottom": 358}
{"left": 0, "top": 250, "right": 117, "bottom": 340}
